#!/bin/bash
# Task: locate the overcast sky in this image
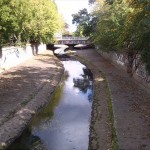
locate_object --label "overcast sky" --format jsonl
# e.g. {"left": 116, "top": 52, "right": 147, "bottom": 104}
{"left": 54, "top": 0, "right": 90, "bottom": 32}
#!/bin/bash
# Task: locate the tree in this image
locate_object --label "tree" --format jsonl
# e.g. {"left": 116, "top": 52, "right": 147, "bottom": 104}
{"left": 0, "top": 0, "right": 64, "bottom": 47}
{"left": 0, "top": 0, "right": 14, "bottom": 56}
{"left": 119, "top": 0, "right": 150, "bottom": 73}
{"left": 72, "top": 8, "right": 95, "bottom": 37}
{"left": 25, "top": 0, "right": 64, "bottom": 43}
{"left": 90, "top": 0, "right": 150, "bottom": 75}
{"left": 89, "top": 0, "right": 96, "bottom": 5}
{"left": 0, "top": 0, "right": 13, "bottom": 45}
{"left": 62, "top": 22, "right": 70, "bottom": 35}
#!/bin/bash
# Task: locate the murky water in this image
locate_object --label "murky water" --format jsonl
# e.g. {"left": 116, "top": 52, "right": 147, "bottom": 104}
{"left": 9, "top": 59, "right": 93, "bottom": 150}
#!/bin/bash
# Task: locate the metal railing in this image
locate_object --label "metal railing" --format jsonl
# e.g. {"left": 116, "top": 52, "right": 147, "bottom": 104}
{"left": 57, "top": 37, "right": 88, "bottom": 40}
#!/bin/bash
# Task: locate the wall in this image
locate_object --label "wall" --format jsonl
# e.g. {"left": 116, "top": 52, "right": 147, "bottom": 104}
{"left": 0, "top": 44, "right": 46, "bottom": 73}
{"left": 95, "top": 48, "right": 150, "bottom": 88}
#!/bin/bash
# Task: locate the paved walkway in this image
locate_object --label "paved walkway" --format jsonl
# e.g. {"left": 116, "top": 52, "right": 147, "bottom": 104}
{"left": 77, "top": 49, "right": 150, "bottom": 150}
{"left": 0, "top": 50, "right": 64, "bottom": 149}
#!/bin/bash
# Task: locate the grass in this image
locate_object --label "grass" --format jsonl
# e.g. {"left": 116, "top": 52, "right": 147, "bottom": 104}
{"left": 105, "top": 77, "right": 119, "bottom": 150}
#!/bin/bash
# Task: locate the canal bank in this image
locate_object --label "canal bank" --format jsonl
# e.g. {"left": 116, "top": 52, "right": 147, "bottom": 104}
{"left": 75, "top": 49, "right": 150, "bottom": 150}
{"left": 0, "top": 50, "right": 64, "bottom": 149}
{"left": 69, "top": 53, "right": 114, "bottom": 150}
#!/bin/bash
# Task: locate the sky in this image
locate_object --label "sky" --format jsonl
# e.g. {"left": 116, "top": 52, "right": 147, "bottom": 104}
{"left": 54, "top": 0, "right": 90, "bottom": 32}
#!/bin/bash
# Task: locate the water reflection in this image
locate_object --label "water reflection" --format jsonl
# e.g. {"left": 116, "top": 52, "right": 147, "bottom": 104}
{"left": 9, "top": 60, "right": 93, "bottom": 150}
{"left": 8, "top": 86, "right": 63, "bottom": 150}
{"left": 8, "top": 128, "right": 45, "bottom": 150}
{"left": 73, "top": 67, "right": 93, "bottom": 102}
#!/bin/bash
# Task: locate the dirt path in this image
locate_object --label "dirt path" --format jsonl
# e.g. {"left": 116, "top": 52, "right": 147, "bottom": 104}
{"left": 0, "top": 50, "right": 64, "bottom": 149}
{"left": 76, "top": 49, "right": 150, "bottom": 150}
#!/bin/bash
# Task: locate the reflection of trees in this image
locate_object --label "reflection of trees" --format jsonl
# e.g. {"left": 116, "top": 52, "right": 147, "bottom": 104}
{"left": 9, "top": 86, "right": 64, "bottom": 150}
{"left": 82, "top": 67, "right": 93, "bottom": 80}
{"left": 9, "top": 128, "right": 45, "bottom": 150}
{"left": 73, "top": 78, "right": 92, "bottom": 93}
{"left": 73, "top": 67, "right": 93, "bottom": 102}
{"left": 30, "top": 85, "right": 64, "bottom": 127}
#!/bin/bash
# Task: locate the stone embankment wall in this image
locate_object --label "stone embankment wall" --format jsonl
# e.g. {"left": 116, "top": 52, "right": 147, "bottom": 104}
{"left": 0, "top": 44, "right": 46, "bottom": 73}
{"left": 96, "top": 49, "right": 150, "bottom": 88}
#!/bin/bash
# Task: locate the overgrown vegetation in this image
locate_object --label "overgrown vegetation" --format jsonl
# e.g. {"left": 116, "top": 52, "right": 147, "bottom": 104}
{"left": 72, "top": 0, "right": 150, "bottom": 75}
{"left": 105, "top": 77, "right": 119, "bottom": 149}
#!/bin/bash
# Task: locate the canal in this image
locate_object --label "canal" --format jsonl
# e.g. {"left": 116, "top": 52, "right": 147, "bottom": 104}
{"left": 8, "top": 56, "right": 93, "bottom": 150}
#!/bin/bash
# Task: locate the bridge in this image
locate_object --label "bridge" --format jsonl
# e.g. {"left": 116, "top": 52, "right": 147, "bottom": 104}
{"left": 56, "top": 37, "right": 89, "bottom": 46}
{"left": 46, "top": 36, "right": 92, "bottom": 51}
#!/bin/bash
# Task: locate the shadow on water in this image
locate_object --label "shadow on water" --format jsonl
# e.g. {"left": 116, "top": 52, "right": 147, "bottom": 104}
{"left": 8, "top": 56, "right": 93, "bottom": 150}
{"left": 8, "top": 86, "right": 64, "bottom": 150}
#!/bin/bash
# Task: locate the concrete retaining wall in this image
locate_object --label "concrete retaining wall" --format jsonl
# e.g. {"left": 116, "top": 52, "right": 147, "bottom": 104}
{"left": 95, "top": 48, "right": 150, "bottom": 88}
{"left": 0, "top": 44, "right": 46, "bottom": 72}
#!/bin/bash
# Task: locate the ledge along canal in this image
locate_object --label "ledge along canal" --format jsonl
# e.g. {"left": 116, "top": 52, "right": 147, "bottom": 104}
{"left": 8, "top": 54, "right": 93, "bottom": 150}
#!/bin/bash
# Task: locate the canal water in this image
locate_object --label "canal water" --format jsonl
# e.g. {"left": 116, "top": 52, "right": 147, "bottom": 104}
{"left": 9, "top": 58, "right": 93, "bottom": 150}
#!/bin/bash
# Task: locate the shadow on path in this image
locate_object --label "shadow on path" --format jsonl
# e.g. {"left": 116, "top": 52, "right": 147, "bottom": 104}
{"left": 0, "top": 52, "right": 60, "bottom": 125}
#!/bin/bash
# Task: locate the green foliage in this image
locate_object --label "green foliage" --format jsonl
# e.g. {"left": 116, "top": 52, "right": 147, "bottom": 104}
{"left": 73, "top": 26, "right": 84, "bottom": 37}
{"left": 90, "top": 0, "right": 150, "bottom": 73}
{"left": 72, "top": 8, "right": 96, "bottom": 37}
{"left": 0, "top": 0, "right": 64, "bottom": 45}
{"left": 0, "top": 0, "right": 12, "bottom": 44}
{"left": 105, "top": 0, "right": 115, "bottom": 5}
{"left": 88, "top": 0, "right": 96, "bottom": 5}
{"left": 92, "top": 0, "right": 127, "bottom": 50}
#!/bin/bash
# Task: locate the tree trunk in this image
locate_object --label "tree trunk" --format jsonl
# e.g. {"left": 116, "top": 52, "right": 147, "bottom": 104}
{"left": 126, "top": 51, "right": 134, "bottom": 76}
{"left": 0, "top": 44, "right": 2, "bottom": 59}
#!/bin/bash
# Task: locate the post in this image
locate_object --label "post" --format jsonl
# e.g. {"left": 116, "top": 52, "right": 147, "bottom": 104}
{"left": 0, "top": 44, "right": 2, "bottom": 59}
